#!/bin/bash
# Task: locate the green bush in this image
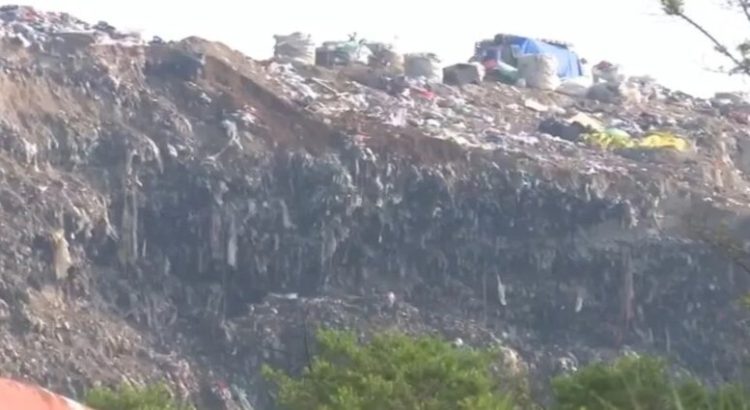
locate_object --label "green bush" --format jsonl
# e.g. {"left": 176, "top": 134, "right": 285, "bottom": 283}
{"left": 552, "top": 355, "right": 750, "bottom": 410}
{"left": 552, "top": 356, "right": 674, "bottom": 409}
{"left": 84, "top": 383, "right": 194, "bottom": 410}
{"left": 80, "top": 335, "right": 750, "bottom": 410}
{"left": 263, "top": 329, "right": 518, "bottom": 410}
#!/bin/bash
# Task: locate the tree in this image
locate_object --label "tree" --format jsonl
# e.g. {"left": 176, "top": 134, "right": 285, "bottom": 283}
{"left": 552, "top": 355, "right": 750, "bottom": 410}
{"left": 84, "top": 383, "right": 194, "bottom": 410}
{"left": 660, "top": 0, "right": 750, "bottom": 77}
{"left": 262, "top": 329, "right": 520, "bottom": 410}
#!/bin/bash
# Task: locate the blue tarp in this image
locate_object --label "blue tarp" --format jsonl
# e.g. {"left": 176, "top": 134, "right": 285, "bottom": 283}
{"left": 507, "top": 36, "right": 582, "bottom": 79}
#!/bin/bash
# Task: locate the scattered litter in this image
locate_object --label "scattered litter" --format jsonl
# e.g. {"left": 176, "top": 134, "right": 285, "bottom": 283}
{"left": 583, "top": 130, "right": 688, "bottom": 151}
{"left": 568, "top": 113, "right": 604, "bottom": 132}
{"left": 496, "top": 273, "right": 507, "bottom": 307}
{"left": 50, "top": 229, "right": 72, "bottom": 280}
{"left": 273, "top": 32, "right": 315, "bottom": 65}
{"left": 517, "top": 53, "right": 560, "bottom": 90}
{"left": 557, "top": 77, "right": 591, "bottom": 97}
{"left": 523, "top": 98, "right": 549, "bottom": 112}
{"left": 404, "top": 53, "right": 442, "bottom": 83}
{"left": 639, "top": 132, "right": 689, "bottom": 151}
{"left": 386, "top": 292, "right": 396, "bottom": 308}
{"left": 592, "top": 60, "right": 624, "bottom": 84}
{"left": 583, "top": 130, "right": 634, "bottom": 150}
{"left": 268, "top": 293, "right": 299, "bottom": 300}
{"left": 443, "top": 63, "right": 483, "bottom": 86}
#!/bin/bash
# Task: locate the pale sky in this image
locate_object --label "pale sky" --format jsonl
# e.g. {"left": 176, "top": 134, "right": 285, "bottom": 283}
{"left": 21, "top": 0, "right": 750, "bottom": 97}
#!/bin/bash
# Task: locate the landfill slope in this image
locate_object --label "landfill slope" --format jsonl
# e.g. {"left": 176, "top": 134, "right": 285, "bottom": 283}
{"left": 1, "top": 5, "right": 750, "bottom": 409}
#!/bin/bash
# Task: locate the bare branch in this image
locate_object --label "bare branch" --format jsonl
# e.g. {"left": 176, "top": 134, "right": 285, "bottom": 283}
{"left": 672, "top": 11, "right": 750, "bottom": 76}
{"left": 736, "top": 0, "right": 750, "bottom": 25}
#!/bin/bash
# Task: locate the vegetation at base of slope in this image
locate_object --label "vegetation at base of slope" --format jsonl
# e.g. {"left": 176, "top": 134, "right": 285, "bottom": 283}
{"left": 262, "top": 329, "right": 528, "bottom": 410}
{"left": 74, "top": 329, "right": 750, "bottom": 409}
{"left": 264, "top": 329, "right": 750, "bottom": 410}
{"left": 84, "top": 383, "right": 194, "bottom": 410}
{"left": 552, "top": 355, "right": 750, "bottom": 410}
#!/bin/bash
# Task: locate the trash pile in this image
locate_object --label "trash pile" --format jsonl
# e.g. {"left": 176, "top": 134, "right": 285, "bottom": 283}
{"left": 314, "top": 33, "right": 372, "bottom": 67}
{"left": 262, "top": 43, "right": 693, "bottom": 155}
{"left": 264, "top": 30, "right": 724, "bottom": 162}
{"left": 0, "top": 5, "right": 143, "bottom": 49}
{"left": 0, "top": 7, "right": 747, "bottom": 409}
{"left": 540, "top": 112, "right": 690, "bottom": 152}
{"left": 472, "top": 34, "right": 582, "bottom": 87}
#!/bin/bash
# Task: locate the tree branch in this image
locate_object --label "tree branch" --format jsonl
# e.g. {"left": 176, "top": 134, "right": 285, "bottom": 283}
{"left": 675, "top": 11, "right": 750, "bottom": 76}
{"left": 737, "top": 0, "right": 750, "bottom": 25}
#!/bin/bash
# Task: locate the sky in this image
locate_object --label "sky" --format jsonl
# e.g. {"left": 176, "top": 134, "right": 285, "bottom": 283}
{"left": 21, "top": 0, "right": 750, "bottom": 97}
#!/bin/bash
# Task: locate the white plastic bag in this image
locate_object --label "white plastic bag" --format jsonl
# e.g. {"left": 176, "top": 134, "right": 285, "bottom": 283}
{"left": 517, "top": 54, "right": 559, "bottom": 90}
{"left": 556, "top": 76, "right": 592, "bottom": 97}
{"left": 618, "top": 80, "right": 644, "bottom": 105}
{"left": 366, "top": 42, "right": 404, "bottom": 71}
{"left": 353, "top": 44, "right": 373, "bottom": 64}
{"left": 404, "top": 53, "right": 442, "bottom": 83}
{"left": 592, "top": 62, "right": 624, "bottom": 84}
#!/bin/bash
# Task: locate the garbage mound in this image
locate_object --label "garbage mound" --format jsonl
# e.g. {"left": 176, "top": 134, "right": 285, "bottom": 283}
{"left": 0, "top": 5, "right": 143, "bottom": 48}
{"left": 0, "top": 6, "right": 748, "bottom": 410}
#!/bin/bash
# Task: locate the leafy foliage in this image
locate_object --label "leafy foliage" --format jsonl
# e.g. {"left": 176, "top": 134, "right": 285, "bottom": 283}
{"left": 553, "top": 356, "right": 682, "bottom": 409}
{"left": 84, "top": 383, "right": 194, "bottom": 410}
{"left": 264, "top": 330, "right": 750, "bottom": 410}
{"left": 552, "top": 355, "right": 750, "bottom": 410}
{"left": 660, "top": 0, "right": 684, "bottom": 15}
{"left": 263, "top": 329, "right": 517, "bottom": 410}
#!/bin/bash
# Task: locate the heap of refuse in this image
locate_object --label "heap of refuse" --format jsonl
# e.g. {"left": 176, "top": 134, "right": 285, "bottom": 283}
{"left": 0, "top": 4, "right": 143, "bottom": 49}
{"left": 267, "top": 30, "right": 750, "bottom": 170}
{"left": 0, "top": 6, "right": 749, "bottom": 409}
{"left": 265, "top": 30, "right": 750, "bottom": 204}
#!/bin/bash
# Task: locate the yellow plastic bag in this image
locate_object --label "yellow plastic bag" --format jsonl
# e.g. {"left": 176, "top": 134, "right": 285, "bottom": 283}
{"left": 583, "top": 130, "right": 688, "bottom": 152}
{"left": 637, "top": 132, "right": 688, "bottom": 151}
{"left": 582, "top": 131, "right": 634, "bottom": 150}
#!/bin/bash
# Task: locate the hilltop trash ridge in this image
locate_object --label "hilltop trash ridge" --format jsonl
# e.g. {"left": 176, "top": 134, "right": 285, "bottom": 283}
{"left": 257, "top": 46, "right": 750, "bottom": 208}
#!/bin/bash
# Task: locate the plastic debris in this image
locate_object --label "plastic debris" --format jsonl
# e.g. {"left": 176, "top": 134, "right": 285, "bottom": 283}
{"left": 404, "top": 53, "right": 442, "bottom": 83}
{"left": 496, "top": 273, "right": 507, "bottom": 306}
{"left": 51, "top": 229, "right": 72, "bottom": 280}
{"left": 517, "top": 53, "right": 560, "bottom": 90}
{"left": 583, "top": 130, "right": 688, "bottom": 151}
{"left": 639, "top": 132, "right": 689, "bottom": 151}
{"left": 273, "top": 32, "right": 315, "bottom": 65}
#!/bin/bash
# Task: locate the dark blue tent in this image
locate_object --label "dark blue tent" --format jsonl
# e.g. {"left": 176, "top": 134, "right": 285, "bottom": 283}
{"left": 507, "top": 35, "right": 582, "bottom": 79}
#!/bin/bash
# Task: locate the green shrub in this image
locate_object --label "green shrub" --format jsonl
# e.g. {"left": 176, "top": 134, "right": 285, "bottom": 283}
{"left": 263, "top": 329, "right": 517, "bottom": 410}
{"left": 84, "top": 383, "right": 194, "bottom": 410}
{"left": 552, "top": 355, "right": 750, "bottom": 410}
{"left": 552, "top": 356, "right": 674, "bottom": 409}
